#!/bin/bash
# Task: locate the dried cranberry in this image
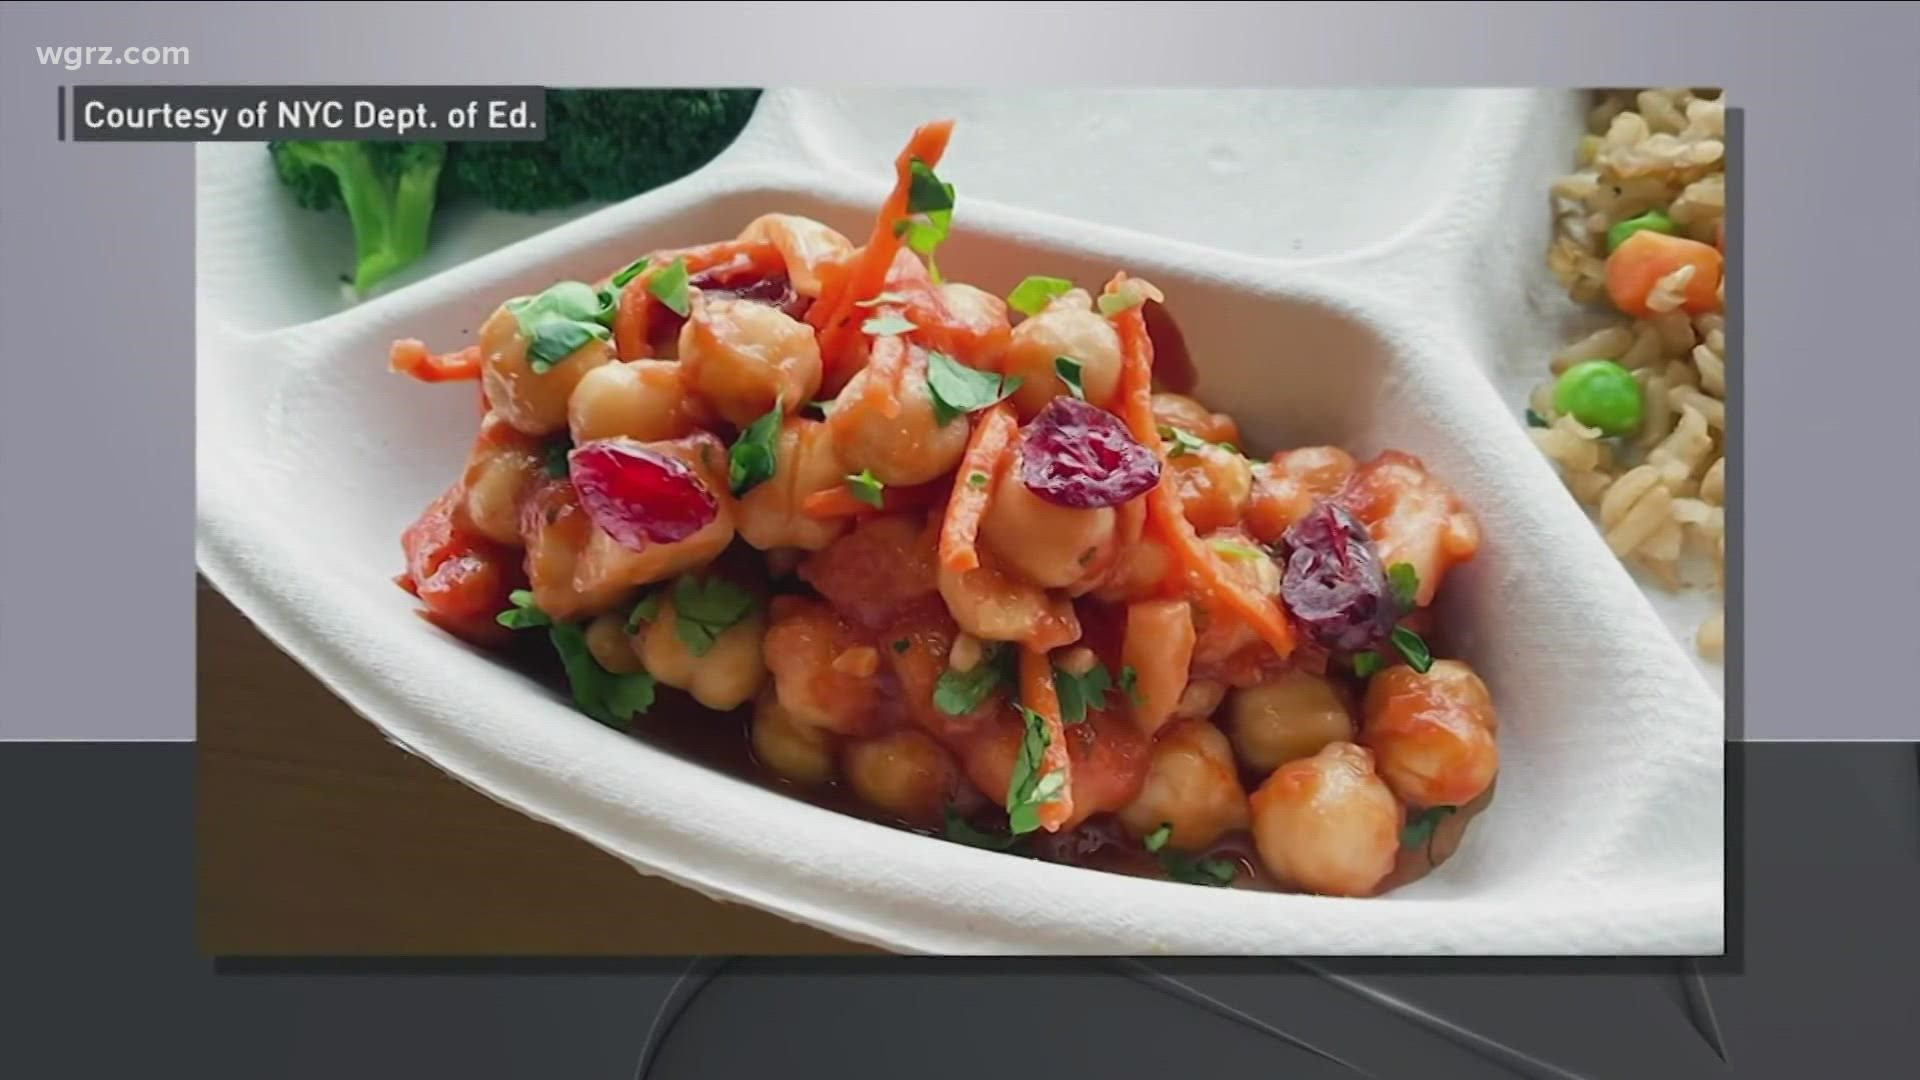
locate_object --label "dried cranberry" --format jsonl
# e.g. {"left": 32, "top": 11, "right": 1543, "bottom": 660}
{"left": 691, "top": 269, "right": 811, "bottom": 321}
{"left": 1277, "top": 501, "right": 1396, "bottom": 653}
{"left": 1019, "top": 397, "right": 1162, "bottom": 509}
{"left": 647, "top": 273, "right": 811, "bottom": 353}
{"left": 568, "top": 439, "right": 718, "bottom": 550}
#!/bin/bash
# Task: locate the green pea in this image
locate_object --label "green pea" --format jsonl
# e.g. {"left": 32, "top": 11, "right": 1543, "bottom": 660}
{"left": 1606, "top": 210, "right": 1677, "bottom": 253}
{"left": 1553, "top": 360, "right": 1643, "bottom": 436}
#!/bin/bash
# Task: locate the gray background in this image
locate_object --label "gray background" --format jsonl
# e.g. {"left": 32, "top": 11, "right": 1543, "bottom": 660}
{"left": 2, "top": 4, "right": 1919, "bottom": 1077}
{"left": 8, "top": 741, "right": 1917, "bottom": 1077}
{"left": 2, "top": 1, "right": 1916, "bottom": 739}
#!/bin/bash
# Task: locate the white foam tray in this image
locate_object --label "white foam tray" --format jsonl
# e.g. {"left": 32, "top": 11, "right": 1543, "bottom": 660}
{"left": 195, "top": 89, "right": 1724, "bottom": 955}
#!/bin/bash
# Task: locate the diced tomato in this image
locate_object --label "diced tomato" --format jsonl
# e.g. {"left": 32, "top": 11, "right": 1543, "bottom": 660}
{"left": 799, "top": 512, "right": 942, "bottom": 632}
{"left": 1337, "top": 451, "right": 1481, "bottom": 607}
{"left": 399, "top": 484, "right": 523, "bottom": 647}
{"left": 1059, "top": 709, "right": 1151, "bottom": 829}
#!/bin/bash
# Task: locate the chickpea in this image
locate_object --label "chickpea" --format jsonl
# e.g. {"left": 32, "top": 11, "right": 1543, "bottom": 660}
{"left": 1003, "top": 290, "right": 1123, "bottom": 417}
{"left": 979, "top": 448, "right": 1117, "bottom": 589}
{"left": 928, "top": 283, "right": 1014, "bottom": 372}
{"left": 1360, "top": 660, "right": 1498, "bottom": 809}
{"left": 735, "top": 213, "right": 855, "bottom": 299}
{"left": 519, "top": 476, "right": 630, "bottom": 622}
{"left": 638, "top": 594, "right": 769, "bottom": 712}
{"left": 460, "top": 414, "right": 543, "bottom": 547}
{"left": 569, "top": 432, "right": 738, "bottom": 605}
{"left": 1117, "top": 720, "right": 1250, "bottom": 851}
{"left": 842, "top": 728, "right": 963, "bottom": 827}
{"left": 828, "top": 347, "right": 971, "bottom": 487}
{"left": 1168, "top": 444, "right": 1254, "bottom": 534}
{"left": 586, "top": 613, "right": 646, "bottom": 674}
{"left": 750, "top": 690, "right": 836, "bottom": 785}
{"left": 1091, "top": 537, "right": 1172, "bottom": 604}
{"left": 677, "top": 294, "right": 822, "bottom": 427}
{"left": 1123, "top": 600, "right": 1197, "bottom": 736}
{"left": 735, "top": 417, "right": 851, "bottom": 553}
{"left": 1244, "top": 446, "right": 1357, "bottom": 543}
{"left": 568, "top": 359, "right": 709, "bottom": 445}
{"left": 938, "top": 559, "right": 1081, "bottom": 651}
{"left": 1151, "top": 393, "right": 1241, "bottom": 448}
{"left": 1174, "top": 679, "right": 1228, "bottom": 722}
{"left": 762, "top": 597, "right": 881, "bottom": 736}
{"left": 1226, "top": 670, "right": 1354, "bottom": 772}
{"left": 1340, "top": 451, "right": 1481, "bottom": 608}
{"left": 1249, "top": 742, "right": 1402, "bottom": 898}
{"left": 479, "top": 303, "right": 614, "bottom": 436}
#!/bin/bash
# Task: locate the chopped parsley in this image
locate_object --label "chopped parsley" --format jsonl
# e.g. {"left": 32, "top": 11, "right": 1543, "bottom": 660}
{"left": 1352, "top": 651, "right": 1384, "bottom": 678}
{"left": 504, "top": 280, "right": 617, "bottom": 373}
{"left": 1144, "top": 823, "right": 1237, "bottom": 886}
{"left": 1144, "top": 822, "right": 1173, "bottom": 853}
{"left": 1119, "top": 665, "right": 1143, "bottom": 706}
{"left": 1053, "top": 355, "right": 1087, "bottom": 400}
{"left": 544, "top": 435, "right": 575, "bottom": 479}
{"left": 927, "top": 350, "right": 1022, "bottom": 426}
{"left": 1160, "top": 850, "right": 1238, "bottom": 887}
{"left": 609, "top": 256, "right": 650, "bottom": 289}
{"left": 670, "top": 575, "right": 757, "bottom": 657}
{"left": 1006, "top": 705, "right": 1066, "bottom": 835}
{"left": 548, "top": 621, "right": 656, "bottom": 730}
{"left": 495, "top": 589, "right": 552, "bottom": 630}
{"left": 1006, "top": 275, "right": 1075, "bottom": 316}
{"left": 1158, "top": 424, "right": 1218, "bottom": 459}
{"left": 1209, "top": 539, "right": 1266, "bottom": 562}
{"left": 623, "top": 593, "right": 661, "bottom": 635}
{"left": 894, "top": 158, "right": 956, "bottom": 279}
{"left": 860, "top": 312, "right": 918, "bottom": 337}
{"left": 1401, "top": 805, "right": 1458, "bottom": 850}
{"left": 1390, "top": 625, "right": 1433, "bottom": 674}
{"left": 943, "top": 806, "right": 1021, "bottom": 852}
{"left": 728, "top": 398, "right": 783, "bottom": 496}
{"left": 933, "top": 644, "right": 1015, "bottom": 717}
{"left": 1054, "top": 660, "right": 1114, "bottom": 725}
{"left": 1387, "top": 562, "right": 1420, "bottom": 612}
{"left": 845, "top": 469, "right": 886, "bottom": 508}
{"left": 646, "top": 256, "right": 692, "bottom": 317}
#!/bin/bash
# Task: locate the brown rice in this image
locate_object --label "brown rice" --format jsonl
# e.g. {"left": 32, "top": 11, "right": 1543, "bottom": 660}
{"left": 1530, "top": 89, "right": 1728, "bottom": 661}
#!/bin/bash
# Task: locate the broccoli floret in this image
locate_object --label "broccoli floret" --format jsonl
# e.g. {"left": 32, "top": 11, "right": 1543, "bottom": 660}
{"left": 268, "top": 140, "right": 447, "bottom": 293}
{"left": 446, "top": 89, "right": 760, "bottom": 211}
{"left": 442, "top": 139, "right": 584, "bottom": 212}
{"left": 269, "top": 90, "right": 762, "bottom": 294}
{"left": 547, "top": 89, "right": 761, "bottom": 202}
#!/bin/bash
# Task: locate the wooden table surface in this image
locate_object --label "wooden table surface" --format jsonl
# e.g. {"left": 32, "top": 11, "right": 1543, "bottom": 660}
{"left": 196, "top": 581, "right": 871, "bottom": 955}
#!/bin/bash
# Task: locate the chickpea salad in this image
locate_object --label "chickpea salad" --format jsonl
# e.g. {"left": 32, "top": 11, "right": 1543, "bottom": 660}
{"left": 390, "top": 120, "right": 1499, "bottom": 899}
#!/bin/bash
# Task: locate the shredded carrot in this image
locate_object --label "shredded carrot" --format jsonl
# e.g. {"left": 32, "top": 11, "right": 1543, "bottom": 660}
{"left": 938, "top": 403, "right": 1018, "bottom": 573}
{"left": 612, "top": 240, "right": 785, "bottom": 359}
{"left": 1018, "top": 646, "right": 1075, "bottom": 833}
{"left": 810, "top": 119, "right": 956, "bottom": 381}
{"left": 857, "top": 322, "right": 912, "bottom": 419}
{"left": 801, "top": 479, "right": 944, "bottom": 520}
{"left": 1106, "top": 274, "right": 1296, "bottom": 658}
{"left": 389, "top": 340, "right": 482, "bottom": 383}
